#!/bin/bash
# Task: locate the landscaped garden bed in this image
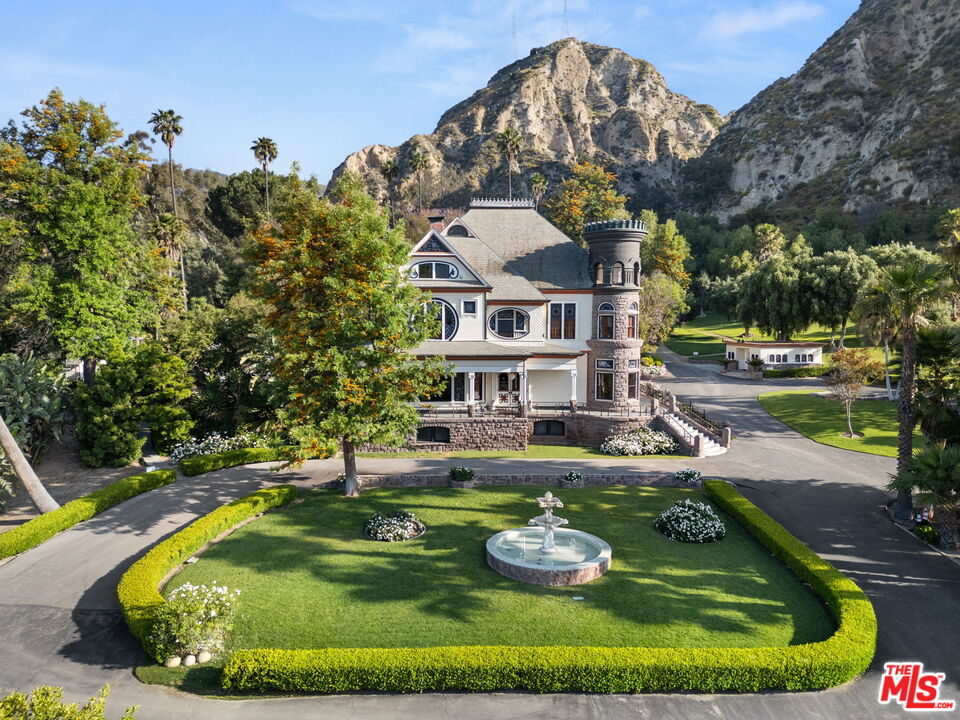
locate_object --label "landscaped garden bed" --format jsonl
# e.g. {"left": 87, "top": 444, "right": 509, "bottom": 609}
{"left": 129, "top": 482, "right": 874, "bottom": 695}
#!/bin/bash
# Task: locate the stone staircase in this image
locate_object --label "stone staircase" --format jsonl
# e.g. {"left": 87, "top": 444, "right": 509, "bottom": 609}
{"left": 660, "top": 412, "right": 727, "bottom": 457}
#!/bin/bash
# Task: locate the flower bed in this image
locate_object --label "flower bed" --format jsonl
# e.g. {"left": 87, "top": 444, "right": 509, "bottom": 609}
{"left": 169, "top": 433, "right": 267, "bottom": 464}
{"left": 599, "top": 428, "right": 678, "bottom": 456}
{"left": 673, "top": 468, "right": 702, "bottom": 484}
{"left": 364, "top": 510, "right": 425, "bottom": 542}
{"left": 0, "top": 469, "right": 177, "bottom": 560}
{"left": 150, "top": 582, "right": 241, "bottom": 664}
{"left": 654, "top": 499, "right": 726, "bottom": 543}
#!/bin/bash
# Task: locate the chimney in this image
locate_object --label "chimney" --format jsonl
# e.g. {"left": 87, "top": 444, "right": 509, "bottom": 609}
{"left": 427, "top": 213, "right": 445, "bottom": 232}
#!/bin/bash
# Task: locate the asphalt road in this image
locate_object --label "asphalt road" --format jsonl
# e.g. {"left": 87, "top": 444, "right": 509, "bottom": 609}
{"left": 1, "top": 352, "right": 957, "bottom": 720}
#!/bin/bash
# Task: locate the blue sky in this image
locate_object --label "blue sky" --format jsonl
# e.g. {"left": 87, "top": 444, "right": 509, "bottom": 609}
{"left": 2, "top": 0, "right": 860, "bottom": 183}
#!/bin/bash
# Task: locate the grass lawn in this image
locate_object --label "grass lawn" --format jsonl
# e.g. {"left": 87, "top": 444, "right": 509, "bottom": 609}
{"left": 358, "top": 445, "right": 685, "bottom": 459}
{"left": 666, "top": 312, "right": 886, "bottom": 363}
{"left": 758, "top": 390, "right": 922, "bottom": 457}
{"left": 139, "top": 485, "right": 834, "bottom": 693}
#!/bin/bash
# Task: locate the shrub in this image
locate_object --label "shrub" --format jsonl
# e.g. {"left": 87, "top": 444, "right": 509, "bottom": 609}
{"left": 149, "top": 582, "right": 241, "bottom": 659}
{"left": 179, "top": 447, "right": 284, "bottom": 477}
{"left": 912, "top": 524, "right": 940, "bottom": 545}
{"left": 0, "top": 352, "right": 68, "bottom": 468}
{"left": 0, "top": 474, "right": 11, "bottom": 512}
{"left": 599, "top": 428, "right": 677, "bottom": 456}
{"left": 0, "top": 469, "right": 176, "bottom": 560}
{"left": 449, "top": 466, "right": 475, "bottom": 483}
{"left": 118, "top": 484, "right": 297, "bottom": 661}
{"left": 564, "top": 471, "right": 584, "bottom": 484}
{"left": 74, "top": 342, "right": 193, "bottom": 466}
{"left": 169, "top": 432, "right": 266, "bottom": 463}
{"left": 763, "top": 366, "right": 827, "bottom": 379}
{"left": 654, "top": 499, "right": 726, "bottom": 543}
{"left": 673, "top": 468, "right": 702, "bottom": 484}
{"left": 221, "top": 481, "right": 877, "bottom": 695}
{"left": 0, "top": 685, "right": 136, "bottom": 719}
{"left": 365, "top": 510, "right": 425, "bottom": 542}
{"left": 640, "top": 355, "right": 664, "bottom": 366}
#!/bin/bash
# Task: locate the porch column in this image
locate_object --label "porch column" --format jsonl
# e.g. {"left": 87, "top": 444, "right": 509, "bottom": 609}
{"left": 467, "top": 372, "right": 476, "bottom": 416}
{"left": 519, "top": 368, "right": 528, "bottom": 415}
{"left": 569, "top": 368, "right": 578, "bottom": 411}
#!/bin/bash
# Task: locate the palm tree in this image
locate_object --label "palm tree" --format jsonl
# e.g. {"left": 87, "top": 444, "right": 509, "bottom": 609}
{"left": 379, "top": 158, "right": 400, "bottom": 226}
{"left": 915, "top": 327, "right": 960, "bottom": 444}
{"left": 874, "top": 261, "right": 955, "bottom": 523}
{"left": 530, "top": 172, "right": 547, "bottom": 209}
{"left": 495, "top": 128, "right": 523, "bottom": 199}
{"left": 888, "top": 441, "right": 960, "bottom": 548}
{"left": 149, "top": 109, "right": 186, "bottom": 308}
{"left": 0, "top": 412, "right": 59, "bottom": 513}
{"left": 409, "top": 150, "right": 429, "bottom": 213}
{"left": 251, "top": 137, "right": 279, "bottom": 218}
{"left": 150, "top": 213, "right": 184, "bottom": 296}
{"left": 936, "top": 209, "right": 960, "bottom": 319}
{"left": 856, "top": 285, "right": 900, "bottom": 401}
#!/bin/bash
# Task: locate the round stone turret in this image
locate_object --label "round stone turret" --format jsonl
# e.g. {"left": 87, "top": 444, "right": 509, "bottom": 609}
{"left": 583, "top": 219, "right": 647, "bottom": 410}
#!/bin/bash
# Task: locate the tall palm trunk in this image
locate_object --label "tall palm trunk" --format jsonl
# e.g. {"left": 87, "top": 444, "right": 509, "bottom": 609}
{"left": 417, "top": 173, "right": 423, "bottom": 213}
{"left": 883, "top": 338, "right": 893, "bottom": 401}
{"left": 894, "top": 322, "right": 918, "bottom": 523}
{"left": 167, "top": 145, "right": 187, "bottom": 309}
{"left": 0, "top": 413, "right": 59, "bottom": 513}
{"left": 341, "top": 439, "right": 359, "bottom": 497}
{"left": 507, "top": 154, "right": 513, "bottom": 199}
{"left": 262, "top": 162, "right": 270, "bottom": 218}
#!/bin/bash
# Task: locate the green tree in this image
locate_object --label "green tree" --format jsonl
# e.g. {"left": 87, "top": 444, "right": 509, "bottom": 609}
{"left": 914, "top": 326, "right": 960, "bottom": 444}
{"left": 936, "top": 208, "right": 960, "bottom": 318}
{"left": 888, "top": 441, "right": 960, "bottom": 549}
{"left": 250, "top": 137, "right": 279, "bottom": 218}
{"left": 409, "top": 149, "right": 429, "bottom": 213}
{"left": 74, "top": 342, "right": 194, "bottom": 466}
{"left": 149, "top": 109, "right": 186, "bottom": 307}
{"left": 0, "top": 90, "right": 160, "bottom": 369}
{"left": 753, "top": 223, "right": 786, "bottom": 262}
{"left": 530, "top": 172, "right": 547, "bottom": 209}
{"left": 495, "top": 128, "right": 523, "bottom": 199}
{"left": 871, "top": 261, "right": 955, "bottom": 523}
{"left": 855, "top": 285, "right": 900, "bottom": 401}
{"left": 825, "top": 347, "right": 885, "bottom": 438}
{"left": 737, "top": 255, "right": 812, "bottom": 341}
{"left": 0, "top": 684, "right": 136, "bottom": 720}
{"left": 809, "top": 249, "right": 879, "bottom": 347}
{"left": 638, "top": 210, "right": 692, "bottom": 289}
{"left": 865, "top": 242, "right": 938, "bottom": 270}
{"left": 636, "top": 272, "right": 688, "bottom": 344}
{"left": 249, "top": 172, "right": 445, "bottom": 496}
{"left": 545, "top": 161, "right": 629, "bottom": 244}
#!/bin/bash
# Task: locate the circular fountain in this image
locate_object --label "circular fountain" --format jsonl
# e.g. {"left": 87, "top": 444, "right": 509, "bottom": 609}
{"left": 486, "top": 491, "right": 612, "bottom": 586}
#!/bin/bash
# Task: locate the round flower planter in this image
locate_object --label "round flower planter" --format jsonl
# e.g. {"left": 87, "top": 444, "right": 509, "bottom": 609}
{"left": 364, "top": 522, "right": 426, "bottom": 542}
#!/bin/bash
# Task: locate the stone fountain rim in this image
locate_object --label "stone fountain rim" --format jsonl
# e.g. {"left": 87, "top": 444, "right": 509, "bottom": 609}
{"left": 486, "top": 527, "right": 612, "bottom": 572}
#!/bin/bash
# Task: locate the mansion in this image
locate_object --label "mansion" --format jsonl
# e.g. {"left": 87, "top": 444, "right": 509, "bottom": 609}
{"left": 408, "top": 198, "right": 648, "bottom": 412}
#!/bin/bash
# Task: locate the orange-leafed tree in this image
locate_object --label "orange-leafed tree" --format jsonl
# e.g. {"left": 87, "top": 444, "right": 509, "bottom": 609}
{"left": 248, "top": 172, "right": 445, "bottom": 496}
{"left": 545, "top": 161, "right": 630, "bottom": 244}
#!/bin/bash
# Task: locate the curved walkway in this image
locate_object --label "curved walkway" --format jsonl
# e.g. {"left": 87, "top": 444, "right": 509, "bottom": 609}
{"left": 1, "top": 354, "right": 958, "bottom": 719}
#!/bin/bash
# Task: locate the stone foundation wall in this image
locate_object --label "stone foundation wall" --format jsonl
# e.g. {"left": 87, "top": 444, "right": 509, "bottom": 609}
{"left": 317, "top": 472, "right": 699, "bottom": 490}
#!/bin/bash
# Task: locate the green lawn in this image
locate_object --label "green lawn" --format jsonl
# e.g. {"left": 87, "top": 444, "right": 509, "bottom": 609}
{"left": 358, "top": 445, "right": 684, "bottom": 459}
{"left": 140, "top": 485, "right": 834, "bottom": 693}
{"left": 666, "top": 312, "right": 885, "bottom": 363}
{"left": 758, "top": 390, "right": 921, "bottom": 457}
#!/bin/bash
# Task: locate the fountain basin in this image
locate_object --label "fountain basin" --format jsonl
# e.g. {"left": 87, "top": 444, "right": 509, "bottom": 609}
{"left": 486, "top": 527, "right": 612, "bottom": 586}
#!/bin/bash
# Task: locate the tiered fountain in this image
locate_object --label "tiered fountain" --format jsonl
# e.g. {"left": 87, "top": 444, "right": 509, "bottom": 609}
{"left": 485, "top": 491, "right": 612, "bottom": 586}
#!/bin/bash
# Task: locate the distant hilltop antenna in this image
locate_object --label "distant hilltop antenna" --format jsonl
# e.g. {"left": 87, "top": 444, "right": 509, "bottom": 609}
{"left": 563, "top": 0, "right": 569, "bottom": 37}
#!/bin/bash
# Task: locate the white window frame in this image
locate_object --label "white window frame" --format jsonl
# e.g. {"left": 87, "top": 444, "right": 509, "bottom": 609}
{"left": 461, "top": 299, "right": 478, "bottom": 316}
{"left": 410, "top": 261, "right": 460, "bottom": 280}
{"left": 548, "top": 302, "right": 577, "bottom": 339}
{"left": 488, "top": 308, "right": 531, "bottom": 340}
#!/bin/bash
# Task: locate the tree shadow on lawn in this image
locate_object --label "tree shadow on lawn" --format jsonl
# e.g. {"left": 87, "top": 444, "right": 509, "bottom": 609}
{"left": 169, "top": 486, "right": 837, "bottom": 650}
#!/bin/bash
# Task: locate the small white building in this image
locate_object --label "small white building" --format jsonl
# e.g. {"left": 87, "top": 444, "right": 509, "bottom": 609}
{"left": 724, "top": 340, "right": 823, "bottom": 371}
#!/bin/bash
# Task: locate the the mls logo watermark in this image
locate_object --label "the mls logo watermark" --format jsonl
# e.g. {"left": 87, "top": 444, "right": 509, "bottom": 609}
{"left": 879, "top": 662, "right": 956, "bottom": 711}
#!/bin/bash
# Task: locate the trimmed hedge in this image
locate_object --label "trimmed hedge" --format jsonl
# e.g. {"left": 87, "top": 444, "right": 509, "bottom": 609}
{"left": 118, "top": 484, "right": 298, "bottom": 661}
{"left": 220, "top": 480, "right": 877, "bottom": 694}
{"left": 179, "top": 448, "right": 285, "bottom": 476}
{"left": 762, "top": 367, "right": 827, "bottom": 379}
{"left": 0, "top": 469, "right": 177, "bottom": 560}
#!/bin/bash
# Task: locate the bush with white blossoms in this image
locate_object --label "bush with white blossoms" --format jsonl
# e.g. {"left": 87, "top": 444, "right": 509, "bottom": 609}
{"left": 169, "top": 432, "right": 265, "bottom": 463}
{"left": 365, "top": 510, "right": 425, "bottom": 542}
{"left": 654, "top": 499, "right": 726, "bottom": 543}
{"left": 149, "top": 582, "right": 241, "bottom": 659}
{"left": 673, "top": 468, "right": 702, "bottom": 484}
{"left": 564, "top": 471, "right": 584, "bottom": 484}
{"left": 599, "top": 428, "right": 678, "bottom": 456}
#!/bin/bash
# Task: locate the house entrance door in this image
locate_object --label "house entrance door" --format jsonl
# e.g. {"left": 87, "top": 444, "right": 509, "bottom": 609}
{"left": 496, "top": 372, "right": 520, "bottom": 406}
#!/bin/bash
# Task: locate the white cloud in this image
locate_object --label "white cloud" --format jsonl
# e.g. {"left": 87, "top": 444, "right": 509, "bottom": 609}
{"left": 704, "top": 2, "right": 825, "bottom": 39}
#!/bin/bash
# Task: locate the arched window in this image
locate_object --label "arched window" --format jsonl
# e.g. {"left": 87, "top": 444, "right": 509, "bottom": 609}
{"left": 597, "top": 302, "right": 615, "bottom": 339}
{"left": 594, "top": 263, "right": 604, "bottom": 284}
{"left": 424, "top": 299, "right": 458, "bottom": 340}
{"left": 446, "top": 224, "right": 469, "bottom": 237}
{"left": 488, "top": 308, "right": 530, "bottom": 339}
{"left": 633, "top": 262, "right": 641, "bottom": 285}
{"left": 612, "top": 262, "right": 624, "bottom": 285}
{"left": 627, "top": 301, "right": 639, "bottom": 339}
{"left": 410, "top": 261, "right": 459, "bottom": 280}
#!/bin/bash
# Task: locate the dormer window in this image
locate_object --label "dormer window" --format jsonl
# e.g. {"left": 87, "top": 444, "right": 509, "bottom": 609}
{"left": 446, "top": 224, "right": 469, "bottom": 237}
{"left": 410, "top": 261, "right": 459, "bottom": 280}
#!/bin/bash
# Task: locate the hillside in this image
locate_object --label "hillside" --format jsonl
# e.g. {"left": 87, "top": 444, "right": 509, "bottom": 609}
{"left": 329, "top": 38, "right": 723, "bottom": 210}
{"left": 696, "top": 0, "right": 960, "bottom": 220}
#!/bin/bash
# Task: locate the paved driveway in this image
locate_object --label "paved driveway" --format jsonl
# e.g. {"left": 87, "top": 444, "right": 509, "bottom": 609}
{"left": 1, "top": 353, "right": 958, "bottom": 720}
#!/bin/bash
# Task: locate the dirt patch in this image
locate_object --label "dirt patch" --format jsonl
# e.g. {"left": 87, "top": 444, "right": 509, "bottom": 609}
{"left": 0, "top": 428, "right": 142, "bottom": 534}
